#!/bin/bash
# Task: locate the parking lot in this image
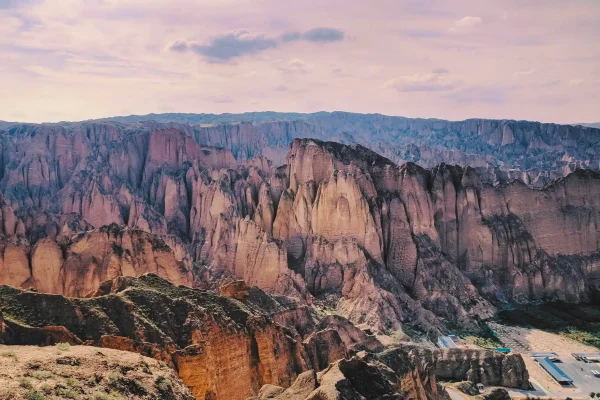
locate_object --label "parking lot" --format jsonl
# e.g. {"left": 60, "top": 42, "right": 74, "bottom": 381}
{"left": 488, "top": 323, "right": 600, "bottom": 399}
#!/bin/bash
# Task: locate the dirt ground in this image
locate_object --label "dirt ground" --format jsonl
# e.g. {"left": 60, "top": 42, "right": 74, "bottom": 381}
{"left": 0, "top": 344, "right": 192, "bottom": 400}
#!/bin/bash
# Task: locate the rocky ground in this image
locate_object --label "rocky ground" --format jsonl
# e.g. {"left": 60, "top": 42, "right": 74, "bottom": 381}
{"left": 0, "top": 344, "right": 193, "bottom": 400}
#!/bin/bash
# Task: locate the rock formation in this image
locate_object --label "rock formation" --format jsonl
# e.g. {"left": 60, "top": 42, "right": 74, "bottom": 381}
{"left": 0, "top": 119, "right": 598, "bottom": 336}
{"left": 0, "top": 274, "right": 350, "bottom": 400}
{"left": 95, "top": 111, "right": 600, "bottom": 186}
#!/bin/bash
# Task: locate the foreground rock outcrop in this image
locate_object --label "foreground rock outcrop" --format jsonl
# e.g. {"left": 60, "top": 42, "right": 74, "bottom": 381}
{"left": 0, "top": 274, "right": 350, "bottom": 400}
{"left": 0, "top": 344, "right": 194, "bottom": 400}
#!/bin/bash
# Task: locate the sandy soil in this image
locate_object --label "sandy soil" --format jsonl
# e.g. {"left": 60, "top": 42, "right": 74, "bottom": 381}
{"left": 0, "top": 344, "right": 193, "bottom": 400}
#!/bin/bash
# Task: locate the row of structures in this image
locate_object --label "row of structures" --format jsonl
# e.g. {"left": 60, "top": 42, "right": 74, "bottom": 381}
{"left": 534, "top": 357, "right": 573, "bottom": 385}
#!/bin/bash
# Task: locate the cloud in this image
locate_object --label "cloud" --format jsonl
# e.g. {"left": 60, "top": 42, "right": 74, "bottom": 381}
{"left": 568, "top": 79, "right": 584, "bottom": 86}
{"left": 402, "top": 29, "right": 442, "bottom": 38}
{"left": 432, "top": 68, "right": 449, "bottom": 74}
{"left": 169, "top": 30, "right": 277, "bottom": 62}
{"left": 384, "top": 70, "right": 458, "bottom": 92}
{"left": 514, "top": 68, "right": 536, "bottom": 76}
{"left": 449, "top": 16, "right": 482, "bottom": 32}
{"left": 278, "top": 58, "right": 308, "bottom": 73}
{"left": 448, "top": 86, "right": 508, "bottom": 104}
{"left": 170, "top": 27, "right": 344, "bottom": 62}
{"left": 282, "top": 27, "right": 345, "bottom": 43}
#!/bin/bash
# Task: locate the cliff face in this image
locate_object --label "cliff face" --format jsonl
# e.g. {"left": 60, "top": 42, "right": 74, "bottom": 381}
{"left": 0, "top": 274, "right": 351, "bottom": 400}
{"left": 0, "top": 119, "right": 598, "bottom": 335}
{"left": 92, "top": 111, "right": 600, "bottom": 186}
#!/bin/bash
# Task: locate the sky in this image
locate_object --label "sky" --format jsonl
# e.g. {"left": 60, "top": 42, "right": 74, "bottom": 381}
{"left": 0, "top": 0, "right": 599, "bottom": 124}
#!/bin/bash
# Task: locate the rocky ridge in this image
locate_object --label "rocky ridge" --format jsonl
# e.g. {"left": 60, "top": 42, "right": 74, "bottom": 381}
{"left": 0, "top": 274, "right": 529, "bottom": 400}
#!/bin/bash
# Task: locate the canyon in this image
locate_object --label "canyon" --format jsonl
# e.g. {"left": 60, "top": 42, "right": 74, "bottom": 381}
{"left": 0, "top": 113, "right": 597, "bottom": 399}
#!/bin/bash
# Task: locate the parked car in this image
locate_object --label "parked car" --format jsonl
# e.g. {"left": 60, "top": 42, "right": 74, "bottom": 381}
{"left": 476, "top": 383, "right": 485, "bottom": 393}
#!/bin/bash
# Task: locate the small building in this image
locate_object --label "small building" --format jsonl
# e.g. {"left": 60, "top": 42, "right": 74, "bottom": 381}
{"left": 495, "top": 347, "right": 511, "bottom": 354}
{"left": 535, "top": 357, "right": 573, "bottom": 385}
{"left": 437, "top": 336, "right": 458, "bottom": 349}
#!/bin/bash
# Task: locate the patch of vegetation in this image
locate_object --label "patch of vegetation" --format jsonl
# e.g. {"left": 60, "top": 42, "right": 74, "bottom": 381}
{"left": 56, "top": 342, "right": 72, "bottom": 352}
{"left": 67, "top": 377, "right": 83, "bottom": 389}
{"left": 0, "top": 350, "right": 17, "bottom": 360}
{"left": 20, "top": 378, "right": 34, "bottom": 389}
{"left": 54, "top": 385, "right": 79, "bottom": 399}
{"left": 498, "top": 303, "right": 600, "bottom": 349}
{"left": 40, "top": 384, "right": 53, "bottom": 395}
{"left": 32, "top": 370, "right": 53, "bottom": 380}
{"left": 155, "top": 376, "right": 173, "bottom": 396}
{"left": 466, "top": 335, "right": 505, "bottom": 349}
{"left": 562, "top": 328, "right": 600, "bottom": 349}
{"left": 108, "top": 372, "right": 147, "bottom": 396}
{"left": 92, "top": 391, "right": 124, "bottom": 400}
{"left": 25, "top": 390, "right": 48, "bottom": 400}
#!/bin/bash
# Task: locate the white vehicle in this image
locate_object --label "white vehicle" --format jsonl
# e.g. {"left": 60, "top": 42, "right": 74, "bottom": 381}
{"left": 476, "top": 383, "right": 485, "bottom": 393}
{"left": 591, "top": 369, "right": 600, "bottom": 377}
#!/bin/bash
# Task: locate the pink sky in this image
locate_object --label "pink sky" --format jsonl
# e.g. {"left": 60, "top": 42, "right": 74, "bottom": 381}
{"left": 1, "top": 0, "right": 598, "bottom": 124}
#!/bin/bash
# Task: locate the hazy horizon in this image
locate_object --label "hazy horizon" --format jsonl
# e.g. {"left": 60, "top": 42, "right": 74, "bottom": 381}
{"left": 1, "top": 0, "right": 599, "bottom": 124}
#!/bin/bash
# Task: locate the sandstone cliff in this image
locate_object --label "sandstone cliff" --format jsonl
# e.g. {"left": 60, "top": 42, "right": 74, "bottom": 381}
{"left": 0, "top": 119, "right": 598, "bottom": 337}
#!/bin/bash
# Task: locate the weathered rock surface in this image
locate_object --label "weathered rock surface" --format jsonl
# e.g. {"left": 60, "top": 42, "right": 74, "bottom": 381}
{"left": 436, "top": 348, "right": 529, "bottom": 389}
{"left": 0, "top": 274, "right": 347, "bottom": 400}
{"left": 94, "top": 111, "right": 600, "bottom": 186}
{"left": 250, "top": 345, "right": 529, "bottom": 399}
{"left": 0, "top": 344, "right": 194, "bottom": 400}
{"left": 0, "top": 119, "right": 598, "bottom": 336}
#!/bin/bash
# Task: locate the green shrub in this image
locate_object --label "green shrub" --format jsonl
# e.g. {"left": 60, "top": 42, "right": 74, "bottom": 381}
{"left": 54, "top": 385, "right": 79, "bottom": 399}
{"left": 25, "top": 391, "right": 48, "bottom": 400}
{"left": 67, "top": 377, "right": 82, "bottom": 388}
{"left": 155, "top": 376, "right": 173, "bottom": 395}
{"left": 32, "top": 370, "right": 53, "bottom": 380}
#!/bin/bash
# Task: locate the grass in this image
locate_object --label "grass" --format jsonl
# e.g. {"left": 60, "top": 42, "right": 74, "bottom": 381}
{"left": 32, "top": 370, "right": 53, "bottom": 380}
{"left": 67, "top": 377, "right": 83, "bottom": 388}
{"left": 92, "top": 391, "right": 124, "bottom": 400}
{"left": 498, "top": 304, "right": 600, "bottom": 350}
{"left": 562, "top": 328, "right": 600, "bottom": 349}
{"left": 54, "top": 386, "right": 79, "bottom": 399}
{"left": 466, "top": 335, "right": 505, "bottom": 349}
{"left": 20, "top": 378, "right": 34, "bottom": 389}
{"left": 155, "top": 376, "right": 173, "bottom": 395}
{"left": 25, "top": 391, "right": 48, "bottom": 400}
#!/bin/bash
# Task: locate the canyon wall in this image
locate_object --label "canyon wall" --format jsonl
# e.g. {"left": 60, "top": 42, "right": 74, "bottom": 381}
{"left": 0, "top": 121, "right": 598, "bottom": 336}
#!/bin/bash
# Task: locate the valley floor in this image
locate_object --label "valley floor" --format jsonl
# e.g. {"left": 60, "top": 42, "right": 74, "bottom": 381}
{"left": 489, "top": 323, "right": 600, "bottom": 399}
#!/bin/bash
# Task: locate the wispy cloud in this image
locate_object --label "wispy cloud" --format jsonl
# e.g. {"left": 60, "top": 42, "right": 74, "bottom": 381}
{"left": 384, "top": 69, "right": 458, "bottom": 92}
{"left": 282, "top": 27, "right": 345, "bottom": 43}
{"left": 514, "top": 68, "right": 536, "bottom": 76}
{"left": 170, "top": 27, "right": 345, "bottom": 62}
{"left": 448, "top": 86, "right": 508, "bottom": 104}
{"left": 449, "top": 16, "right": 482, "bottom": 32}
